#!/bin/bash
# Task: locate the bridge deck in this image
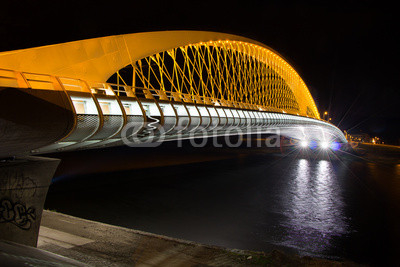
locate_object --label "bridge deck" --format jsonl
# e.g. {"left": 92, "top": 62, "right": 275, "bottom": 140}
{"left": 0, "top": 68, "right": 346, "bottom": 158}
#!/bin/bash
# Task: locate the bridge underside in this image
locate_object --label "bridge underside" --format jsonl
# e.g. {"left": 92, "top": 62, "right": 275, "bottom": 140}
{"left": 0, "top": 84, "right": 345, "bottom": 159}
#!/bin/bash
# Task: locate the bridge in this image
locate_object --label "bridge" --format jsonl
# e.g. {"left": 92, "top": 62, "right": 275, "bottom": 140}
{"left": 0, "top": 31, "right": 346, "bottom": 247}
{"left": 0, "top": 31, "right": 345, "bottom": 158}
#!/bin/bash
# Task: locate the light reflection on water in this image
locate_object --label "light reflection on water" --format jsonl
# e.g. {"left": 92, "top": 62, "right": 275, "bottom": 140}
{"left": 46, "top": 149, "right": 397, "bottom": 264}
{"left": 279, "top": 159, "right": 348, "bottom": 256}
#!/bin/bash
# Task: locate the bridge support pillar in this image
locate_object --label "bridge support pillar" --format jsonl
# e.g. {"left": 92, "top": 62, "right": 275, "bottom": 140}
{"left": 0, "top": 156, "right": 60, "bottom": 247}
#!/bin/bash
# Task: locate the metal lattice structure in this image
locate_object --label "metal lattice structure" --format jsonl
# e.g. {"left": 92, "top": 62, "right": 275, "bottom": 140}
{"left": 111, "top": 40, "right": 318, "bottom": 119}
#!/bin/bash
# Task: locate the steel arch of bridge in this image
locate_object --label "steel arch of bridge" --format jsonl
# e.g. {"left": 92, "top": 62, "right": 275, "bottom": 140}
{"left": 0, "top": 31, "right": 319, "bottom": 119}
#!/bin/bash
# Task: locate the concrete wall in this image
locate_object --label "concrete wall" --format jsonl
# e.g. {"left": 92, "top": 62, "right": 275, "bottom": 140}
{"left": 0, "top": 156, "right": 60, "bottom": 246}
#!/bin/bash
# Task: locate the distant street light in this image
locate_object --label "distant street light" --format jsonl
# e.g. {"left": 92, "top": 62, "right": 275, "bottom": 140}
{"left": 323, "top": 111, "right": 328, "bottom": 121}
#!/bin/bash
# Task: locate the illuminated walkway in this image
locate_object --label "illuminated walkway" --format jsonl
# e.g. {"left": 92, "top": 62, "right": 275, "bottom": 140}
{"left": 0, "top": 31, "right": 346, "bottom": 159}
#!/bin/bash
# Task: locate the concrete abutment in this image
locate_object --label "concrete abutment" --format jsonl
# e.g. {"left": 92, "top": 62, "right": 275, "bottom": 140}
{"left": 0, "top": 156, "right": 60, "bottom": 247}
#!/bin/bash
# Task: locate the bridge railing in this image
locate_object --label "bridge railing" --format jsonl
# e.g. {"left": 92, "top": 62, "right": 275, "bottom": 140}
{"left": 0, "top": 69, "right": 27, "bottom": 88}
{"left": 0, "top": 67, "right": 323, "bottom": 122}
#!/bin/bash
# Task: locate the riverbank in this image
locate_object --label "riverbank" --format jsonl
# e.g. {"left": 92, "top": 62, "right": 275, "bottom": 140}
{"left": 40, "top": 141, "right": 399, "bottom": 266}
{"left": 38, "top": 210, "right": 359, "bottom": 266}
{"left": 352, "top": 143, "right": 400, "bottom": 165}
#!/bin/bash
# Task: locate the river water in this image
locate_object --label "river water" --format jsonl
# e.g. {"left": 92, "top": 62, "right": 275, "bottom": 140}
{"left": 44, "top": 143, "right": 400, "bottom": 265}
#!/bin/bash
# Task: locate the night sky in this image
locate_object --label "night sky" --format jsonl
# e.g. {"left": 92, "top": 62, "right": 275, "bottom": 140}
{"left": 1, "top": 1, "right": 399, "bottom": 143}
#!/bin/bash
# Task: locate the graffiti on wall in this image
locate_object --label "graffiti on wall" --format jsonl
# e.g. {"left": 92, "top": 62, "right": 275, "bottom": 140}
{"left": 0, "top": 199, "right": 36, "bottom": 230}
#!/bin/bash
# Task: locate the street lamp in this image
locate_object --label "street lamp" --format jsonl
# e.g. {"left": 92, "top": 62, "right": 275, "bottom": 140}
{"left": 323, "top": 111, "right": 328, "bottom": 120}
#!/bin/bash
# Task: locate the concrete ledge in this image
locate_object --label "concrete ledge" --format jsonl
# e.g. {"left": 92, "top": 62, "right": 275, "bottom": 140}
{"left": 39, "top": 210, "right": 359, "bottom": 266}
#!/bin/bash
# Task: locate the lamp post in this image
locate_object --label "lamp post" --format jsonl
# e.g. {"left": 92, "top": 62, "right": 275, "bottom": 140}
{"left": 323, "top": 111, "right": 328, "bottom": 121}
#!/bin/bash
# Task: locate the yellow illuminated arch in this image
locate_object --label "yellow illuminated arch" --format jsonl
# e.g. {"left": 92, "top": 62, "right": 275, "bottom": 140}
{"left": 0, "top": 31, "right": 320, "bottom": 118}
